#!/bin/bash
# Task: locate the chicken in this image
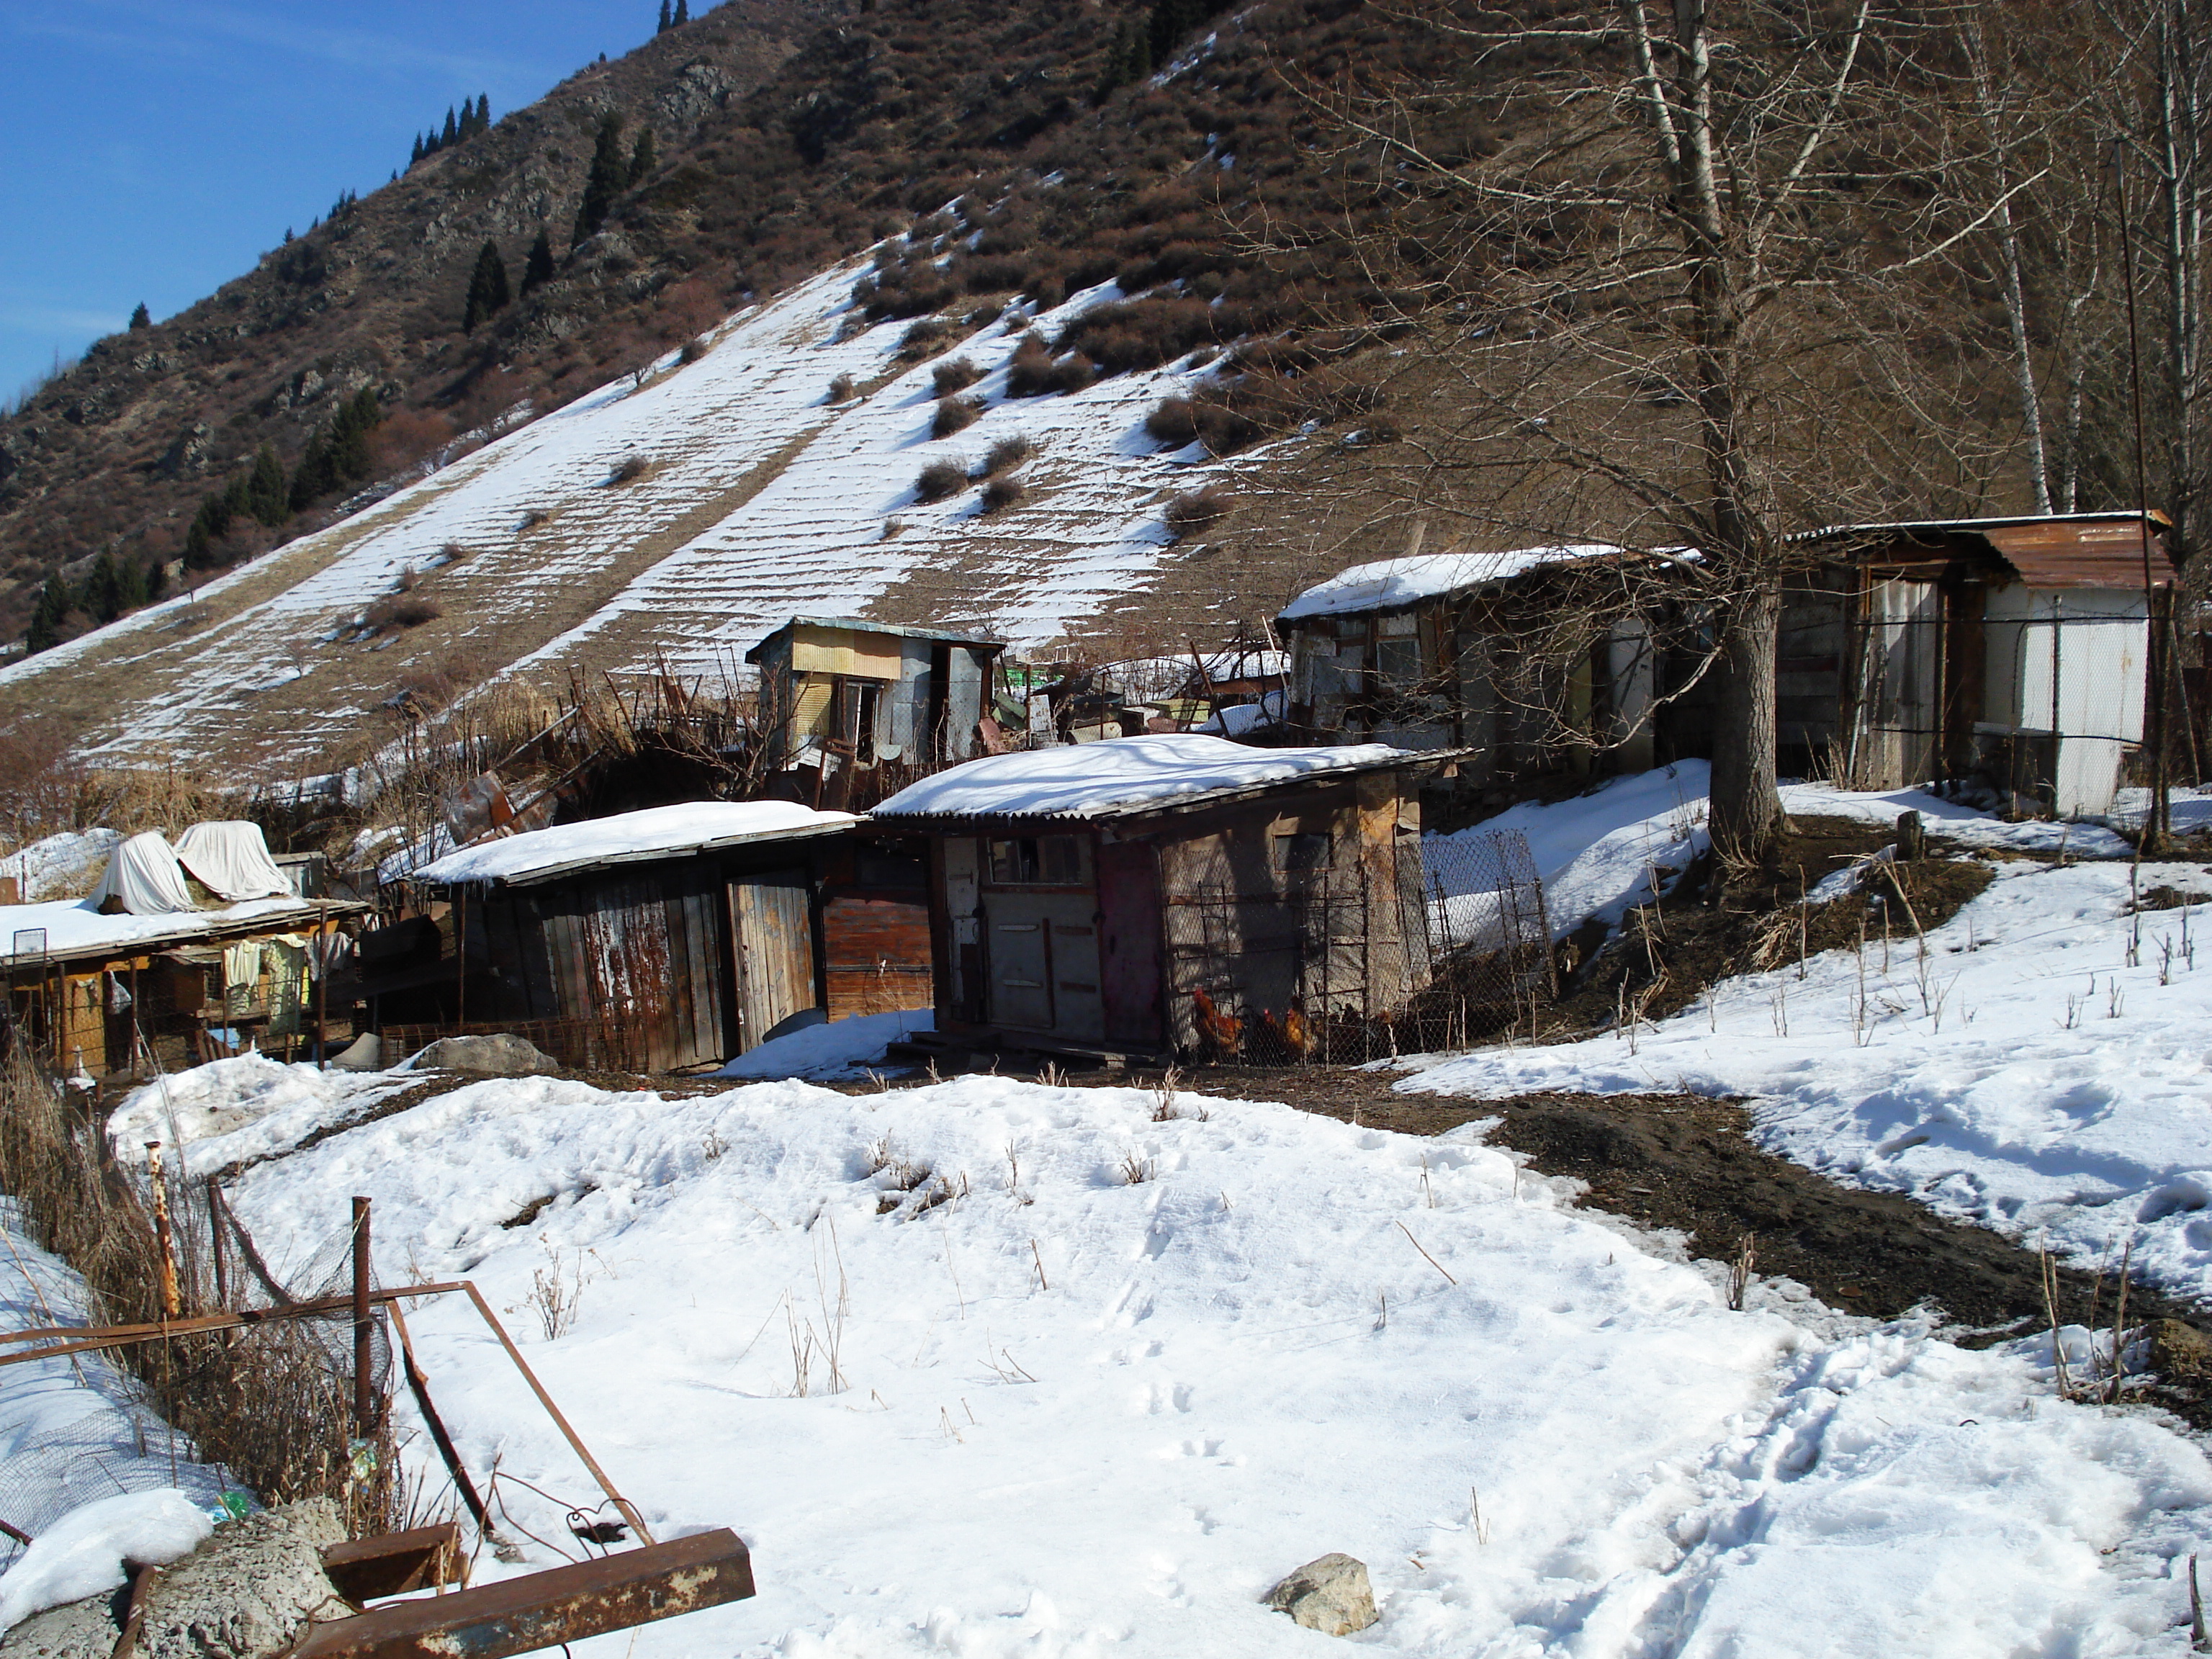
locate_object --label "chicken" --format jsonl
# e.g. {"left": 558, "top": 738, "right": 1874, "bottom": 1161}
{"left": 1254, "top": 1001, "right": 1318, "bottom": 1061}
{"left": 1191, "top": 986, "right": 1243, "bottom": 1059}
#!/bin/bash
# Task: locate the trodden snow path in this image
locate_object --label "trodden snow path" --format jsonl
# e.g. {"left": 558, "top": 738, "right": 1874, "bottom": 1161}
{"left": 110, "top": 1064, "right": 2212, "bottom": 1656}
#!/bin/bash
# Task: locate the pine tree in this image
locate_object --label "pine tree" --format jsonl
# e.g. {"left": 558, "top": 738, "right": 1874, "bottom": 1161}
{"left": 477, "top": 94, "right": 491, "bottom": 132}
{"left": 658, "top": 0, "right": 672, "bottom": 32}
{"left": 462, "top": 240, "right": 512, "bottom": 332}
{"left": 328, "top": 387, "right": 384, "bottom": 482}
{"left": 673, "top": 0, "right": 688, "bottom": 22}
{"left": 521, "top": 227, "right": 556, "bottom": 295}
{"left": 84, "top": 552, "right": 125, "bottom": 624}
{"left": 246, "top": 443, "right": 289, "bottom": 526}
{"left": 441, "top": 106, "right": 458, "bottom": 147}
{"left": 25, "top": 573, "right": 68, "bottom": 653}
{"left": 410, "top": 133, "right": 424, "bottom": 166}
{"left": 129, "top": 302, "right": 150, "bottom": 331}
{"left": 628, "top": 127, "right": 657, "bottom": 188}
{"left": 145, "top": 558, "right": 168, "bottom": 605}
{"left": 572, "top": 114, "right": 628, "bottom": 248}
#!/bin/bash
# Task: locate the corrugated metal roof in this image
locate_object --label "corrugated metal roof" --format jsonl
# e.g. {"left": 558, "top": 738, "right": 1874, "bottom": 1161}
{"left": 1802, "top": 513, "right": 2177, "bottom": 590}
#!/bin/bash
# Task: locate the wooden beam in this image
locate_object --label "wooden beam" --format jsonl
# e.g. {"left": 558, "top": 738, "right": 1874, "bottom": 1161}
{"left": 290, "top": 1529, "right": 755, "bottom": 1658}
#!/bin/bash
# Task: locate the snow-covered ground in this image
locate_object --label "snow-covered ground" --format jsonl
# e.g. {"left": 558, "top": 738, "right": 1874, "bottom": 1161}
{"left": 1411, "top": 768, "right": 2212, "bottom": 1308}
{"left": 92, "top": 1058, "right": 2212, "bottom": 1656}
{"left": 0, "top": 830, "right": 120, "bottom": 904}
{"left": 0, "top": 1202, "right": 230, "bottom": 1576}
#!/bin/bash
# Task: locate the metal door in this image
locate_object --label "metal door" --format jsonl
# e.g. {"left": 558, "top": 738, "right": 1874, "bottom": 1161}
{"left": 731, "top": 869, "right": 818, "bottom": 1052}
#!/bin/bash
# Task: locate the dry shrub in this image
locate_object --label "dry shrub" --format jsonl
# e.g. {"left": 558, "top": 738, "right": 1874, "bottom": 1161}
{"left": 979, "top": 434, "right": 1031, "bottom": 476}
{"left": 981, "top": 475, "right": 1027, "bottom": 514}
{"left": 1165, "top": 487, "right": 1229, "bottom": 534}
{"left": 828, "top": 372, "right": 858, "bottom": 403}
{"left": 1146, "top": 397, "right": 1200, "bottom": 446}
{"left": 914, "top": 460, "right": 968, "bottom": 503}
{"left": 0, "top": 1051, "right": 399, "bottom": 1535}
{"left": 932, "top": 395, "right": 984, "bottom": 439}
{"left": 897, "top": 316, "right": 958, "bottom": 359}
{"left": 394, "top": 564, "right": 420, "bottom": 593}
{"left": 364, "top": 594, "right": 441, "bottom": 634}
{"left": 367, "top": 405, "right": 455, "bottom": 475}
{"left": 1003, "top": 333, "right": 1056, "bottom": 397}
{"left": 932, "top": 357, "right": 981, "bottom": 397}
{"left": 679, "top": 337, "right": 710, "bottom": 365}
{"left": 608, "top": 454, "right": 649, "bottom": 486}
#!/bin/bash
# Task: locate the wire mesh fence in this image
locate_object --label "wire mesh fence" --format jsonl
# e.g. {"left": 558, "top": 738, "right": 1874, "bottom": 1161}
{"left": 1166, "top": 828, "right": 1554, "bottom": 1062}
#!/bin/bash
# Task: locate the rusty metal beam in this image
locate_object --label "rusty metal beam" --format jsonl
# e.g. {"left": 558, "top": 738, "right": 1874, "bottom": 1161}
{"left": 290, "top": 1528, "right": 755, "bottom": 1658}
{"left": 0, "top": 1282, "right": 467, "bottom": 1367}
{"left": 321, "top": 1524, "right": 463, "bottom": 1605}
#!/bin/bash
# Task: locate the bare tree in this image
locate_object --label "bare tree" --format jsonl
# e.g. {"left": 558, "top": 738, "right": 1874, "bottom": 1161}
{"left": 1288, "top": 2, "right": 2035, "bottom": 855}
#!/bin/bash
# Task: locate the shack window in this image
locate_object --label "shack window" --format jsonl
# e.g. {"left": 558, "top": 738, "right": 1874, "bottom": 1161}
{"left": 988, "top": 835, "right": 1089, "bottom": 886}
{"left": 1375, "top": 630, "right": 1423, "bottom": 688}
{"left": 1271, "top": 832, "right": 1333, "bottom": 875}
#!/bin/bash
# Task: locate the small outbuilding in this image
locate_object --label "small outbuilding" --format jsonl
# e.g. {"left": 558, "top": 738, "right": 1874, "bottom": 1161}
{"left": 404, "top": 801, "right": 930, "bottom": 1071}
{"left": 870, "top": 734, "right": 1462, "bottom": 1064}
{"left": 1, "top": 824, "right": 362, "bottom": 1077}
{"left": 745, "top": 617, "right": 1007, "bottom": 810}
{"left": 1781, "top": 512, "right": 2177, "bottom": 814}
{"left": 1275, "top": 542, "right": 1704, "bottom": 786}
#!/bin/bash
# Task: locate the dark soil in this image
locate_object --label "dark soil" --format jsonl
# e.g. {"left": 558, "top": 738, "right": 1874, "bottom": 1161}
{"left": 1543, "top": 816, "right": 1995, "bottom": 1035}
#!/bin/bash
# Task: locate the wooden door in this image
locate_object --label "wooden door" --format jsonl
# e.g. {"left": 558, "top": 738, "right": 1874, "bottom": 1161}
{"left": 731, "top": 869, "right": 818, "bottom": 1052}
{"left": 1097, "top": 842, "right": 1162, "bottom": 1046}
{"left": 1044, "top": 902, "right": 1104, "bottom": 1042}
{"left": 985, "top": 899, "right": 1054, "bottom": 1030}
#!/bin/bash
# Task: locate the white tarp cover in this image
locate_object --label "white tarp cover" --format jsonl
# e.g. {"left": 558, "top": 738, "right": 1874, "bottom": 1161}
{"left": 173, "top": 822, "right": 293, "bottom": 902}
{"left": 88, "top": 833, "right": 197, "bottom": 915}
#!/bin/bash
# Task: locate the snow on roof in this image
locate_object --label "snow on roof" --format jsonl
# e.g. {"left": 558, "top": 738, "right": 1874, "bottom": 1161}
{"left": 1277, "top": 544, "right": 1627, "bottom": 621}
{"left": 870, "top": 733, "right": 1410, "bottom": 820}
{"left": 410, "top": 801, "right": 858, "bottom": 887}
{"left": 0, "top": 896, "right": 337, "bottom": 968}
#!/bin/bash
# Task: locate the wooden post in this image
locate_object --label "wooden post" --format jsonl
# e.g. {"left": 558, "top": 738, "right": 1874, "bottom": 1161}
{"left": 351, "top": 1197, "right": 375, "bottom": 1437}
{"left": 1895, "top": 809, "right": 1925, "bottom": 863}
{"left": 148, "top": 1143, "right": 180, "bottom": 1319}
{"left": 454, "top": 891, "right": 467, "bottom": 1030}
{"left": 316, "top": 902, "right": 330, "bottom": 1069}
{"left": 207, "top": 1178, "right": 228, "bottom": 1311}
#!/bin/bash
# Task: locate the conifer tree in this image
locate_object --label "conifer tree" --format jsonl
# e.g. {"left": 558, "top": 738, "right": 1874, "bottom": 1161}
{"left": 410, "top": 133, "right": 425, "bottom": 166}
{"left": 674, "top": 0, "right": 688, "bottom": 22}
{"left": 246, "top": 443, "right": 289, "bottom": 526}
{"left": 25, "top": 573, "right": 68, "bottom": 653}
{"left": 129, "top": 302, "right": 150, "bottom": 331}
{"left": 521, "top": 228, "right": 556, "bottom": 295}
{"left": 462, "top": 240, "right": 512, "bottom": 333}
{"left": 628, "top": 127, "right": 657, "bottom": 187}
{"left": 572, "top": 114, "right": 628, "bottom": 248}
{"left": 84, "top": 552, "right": 125, "bottom": 624}
{"left": 145, "top": 558, "right": 168, "bottom": 605}
{"left": 658, "top": 0, "right": 671, "bottom": 32}
{"left": 477, "top": 94, "right": 492, "bottom": 132}
{"left": 441, "top": 106, "right": 458, "bottom": 147}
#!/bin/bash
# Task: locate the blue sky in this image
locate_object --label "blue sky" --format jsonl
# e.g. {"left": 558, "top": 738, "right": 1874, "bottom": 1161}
{"left": 0, "top": 1, "right": 666, "bottom": 401}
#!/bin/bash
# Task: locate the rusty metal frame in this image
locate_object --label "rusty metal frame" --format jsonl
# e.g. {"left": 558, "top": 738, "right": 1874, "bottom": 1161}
{"left": 288, "top": 1527, "right": 754, "bottom": 1658}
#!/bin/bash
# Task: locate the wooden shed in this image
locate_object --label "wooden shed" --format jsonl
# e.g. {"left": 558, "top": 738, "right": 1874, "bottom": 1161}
{"left": 1274, "top": 542, "right": 1706, "bottom": 789}
{"left": 1, "top": 895, "right": 364, "bottom": 1079}
{"left": 1780, "top": 512, "right": 2177, "bottom": 814}
{"left": 870, "top": 734, "right": 1460, "bottom": 1064}
{"left": 404, "top": 801, "right": 917, "bottom": 1071}
{"left": 745, "top": 617, "right": 1007, "bottom": 810}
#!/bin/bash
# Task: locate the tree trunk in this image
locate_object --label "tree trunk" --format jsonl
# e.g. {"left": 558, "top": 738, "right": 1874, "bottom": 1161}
{"left": 1707, "top": 572, "right": 1786, "bottom": 858}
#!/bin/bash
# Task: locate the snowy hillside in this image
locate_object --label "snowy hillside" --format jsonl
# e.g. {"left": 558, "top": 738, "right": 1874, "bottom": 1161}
{"left": 97, "top": 1057, "right": 2212, "bottom": 1657}
{"left": 1, "top": 261, "right": 1254, "bottom": 775}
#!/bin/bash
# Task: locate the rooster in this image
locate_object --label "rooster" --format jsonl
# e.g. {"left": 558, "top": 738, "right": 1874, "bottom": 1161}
{"left": 1192, "top": 987, "right": 1243, "bottom": 1059}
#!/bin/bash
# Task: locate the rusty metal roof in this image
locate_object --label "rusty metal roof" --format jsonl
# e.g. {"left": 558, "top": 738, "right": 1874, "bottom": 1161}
{"left": 1801, "top": 512, "right": 2177, "bottom": 590}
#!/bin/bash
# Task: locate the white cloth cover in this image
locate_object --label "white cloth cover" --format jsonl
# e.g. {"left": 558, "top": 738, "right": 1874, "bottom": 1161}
{"left": 173, "top": 821, "right": 293, "bottom": 902}
{"left": 88, "top": 833, "right": 197, "bottom": 915}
